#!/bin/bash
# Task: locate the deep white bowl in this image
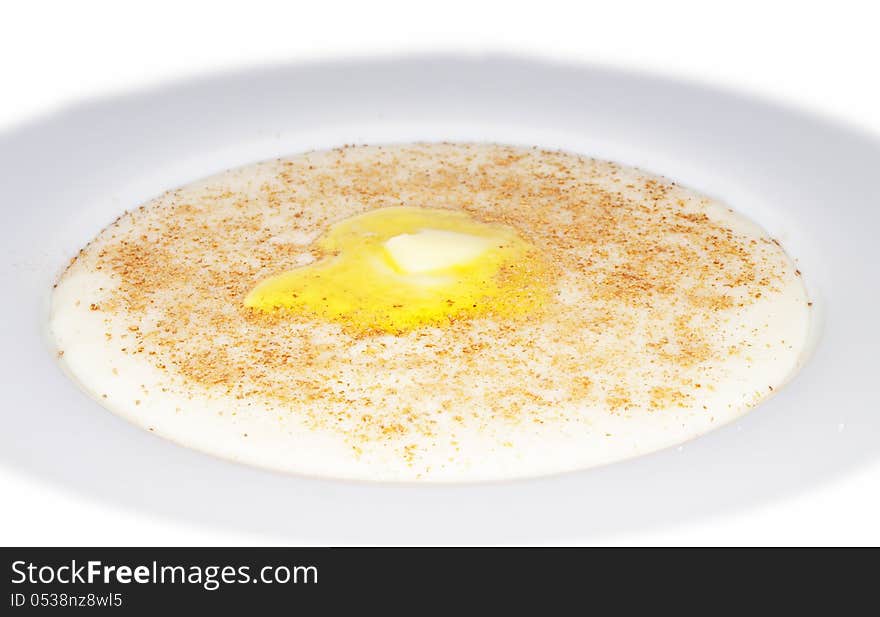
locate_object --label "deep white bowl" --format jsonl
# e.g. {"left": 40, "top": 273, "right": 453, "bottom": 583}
{"left": 2, "top": 56, "right": 876, "bottom": 543}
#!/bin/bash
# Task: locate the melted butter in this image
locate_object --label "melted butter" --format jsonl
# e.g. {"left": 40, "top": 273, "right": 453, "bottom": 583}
{"left": 244, "top": 206, "right": 549, "bottom": 334}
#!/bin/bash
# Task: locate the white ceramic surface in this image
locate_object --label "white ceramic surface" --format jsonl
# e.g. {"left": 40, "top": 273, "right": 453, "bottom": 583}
{"left": 1, "top": 56, "right": 875, "bottom": 543}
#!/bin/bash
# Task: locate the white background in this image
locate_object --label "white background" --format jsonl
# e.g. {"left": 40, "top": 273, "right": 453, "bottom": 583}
{"left": 2, "top": 0, "right": 878, "bottom": 546}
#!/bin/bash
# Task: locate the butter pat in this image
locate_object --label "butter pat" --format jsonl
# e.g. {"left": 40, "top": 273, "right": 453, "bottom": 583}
{"left": 384, "top": 229, "right": 494, "bottom": 274}
{"left": 244, "top": 206, "right": 544, "bottom": 334}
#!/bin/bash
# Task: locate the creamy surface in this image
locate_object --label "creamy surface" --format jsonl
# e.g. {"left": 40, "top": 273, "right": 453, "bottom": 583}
{"left": 50, "top": 143, "right": 811, "bottom": 481}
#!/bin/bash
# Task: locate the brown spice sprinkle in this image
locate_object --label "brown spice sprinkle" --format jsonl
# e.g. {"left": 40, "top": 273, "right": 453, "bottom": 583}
{"left": 65, "top": 143, "right": 797, "bottom": 457}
